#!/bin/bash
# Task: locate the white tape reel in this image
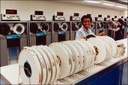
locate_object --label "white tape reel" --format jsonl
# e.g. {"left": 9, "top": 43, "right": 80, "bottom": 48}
{"left": 80, "top": 40, "right": 95, "bottom": 68}
{"left": 49, "top": 43, "right": 71, "bottom": 79}
{"left": 75, "top": 40, "right": 90, "bottom": 70}
{"left": 96, "top": 36, "right": 112, "bottom": 59}
{"left": 104, "top": 36, "right": 117, "bottom": 57}
{"left": 72, "top": 42, "right": 84, "bottom": 71}
{"left": 13, "top": 24, "right": 25, "bottom": 34}
{"left": 74, "top": 22, "right": 81, "bottom": 30}
{"left": 30, "top": 46, "right": 49, "bottom": 84}
{"left": 43, "top": 46, "right": 60, "bottom": 83}
{"left": 58, "top": 22, "right": 68, "bottom": 31}
{"left": 39, "top": 46, "right": 56, "bottom": 83}
{"left": 32, "top": 46, "right": 52, "bottom": 84}
{"left": 18, "top": 47, "right": 43, "bottom": 84}
{"left": 86, "top": 37, "right": 107, "bottom": 64}
{"left": 62, "top": 41, "right": 80, "bottom": 74}
{"left": 59, "top": 43, "right": 75, "bottom": 76}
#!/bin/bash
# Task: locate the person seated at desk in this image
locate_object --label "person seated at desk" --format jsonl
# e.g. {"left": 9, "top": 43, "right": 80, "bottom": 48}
{"left": 75, "top": 15, "right": 105, "bottom": 40}
{"left": 108, "top": 18, "right": 124, "bottom": 40}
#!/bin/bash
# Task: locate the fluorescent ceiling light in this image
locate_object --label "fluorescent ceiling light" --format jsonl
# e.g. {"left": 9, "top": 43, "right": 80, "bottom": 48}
{"left": 102, "top": 3, "right": 115, "bottom": 6}
{"left": 119, "top": 0, "right": 128, "bottom": 3}
{"left": 115, "top": 5, "right": 127, "bottom": 9}
{"left": 84, "top": 1, "right": 101, "bottom": 4}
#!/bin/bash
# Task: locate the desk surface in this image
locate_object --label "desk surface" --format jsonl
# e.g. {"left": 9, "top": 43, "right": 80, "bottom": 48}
{"left": 0, "top": 64, "right": 19, "bottom": 84}
{"left": 0, "top": 38, "right": 127, "bottom": 84}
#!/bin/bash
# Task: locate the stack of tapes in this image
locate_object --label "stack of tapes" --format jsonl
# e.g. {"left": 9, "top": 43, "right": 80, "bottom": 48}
{"left": 18, "top": 35, "right": 119, "bottom": 84}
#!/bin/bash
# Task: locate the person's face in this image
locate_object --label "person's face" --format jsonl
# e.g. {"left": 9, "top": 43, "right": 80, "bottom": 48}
{"left": 82, "top": 18, "right": 91, "bottom": 30}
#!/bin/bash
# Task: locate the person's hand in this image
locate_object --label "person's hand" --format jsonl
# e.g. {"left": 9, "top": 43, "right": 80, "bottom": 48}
{"left": 98, "top": 32, "right": 105, "bottom": 36}
{"left": 82, "top": 36, "right": 87, "bottom": 40}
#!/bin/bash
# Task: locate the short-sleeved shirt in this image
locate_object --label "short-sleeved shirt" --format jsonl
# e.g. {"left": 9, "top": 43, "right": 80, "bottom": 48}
{"left": 75, "top": 26, "right": 95, "bottom": 40}
{"left": 115, "top": 25, "right": 123, "bottom": 40}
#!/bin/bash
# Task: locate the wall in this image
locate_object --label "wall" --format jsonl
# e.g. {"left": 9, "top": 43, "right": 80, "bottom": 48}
{"left": 1, "top": 0, "right": 125, "bottom": 20}
{"left": 120, "top": 10, "right": 128, "bottom": 18}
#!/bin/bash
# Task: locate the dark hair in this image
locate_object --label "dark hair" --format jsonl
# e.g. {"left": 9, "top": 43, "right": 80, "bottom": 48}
{"left": 81, "top": 15, "right": 92, "bottom": 23}
{"left": 118, "top": 18, "right": 124, "bottom": 25}
{"left": 107, "top": 15, "right": 110, "bottom": 18}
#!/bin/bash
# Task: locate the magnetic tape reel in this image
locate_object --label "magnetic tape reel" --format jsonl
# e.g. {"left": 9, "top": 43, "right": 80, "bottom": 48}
{"left": 75, "top": 40, "right": 89, "bottom": 70}
{"left": 58, "top": 23, "right": 68, "bottom": 31}
{"left": 13, "top": 23, "right": 25, "bottom": 34}
{"left": 18, "top": 47, "right": 44, "bottom": 84}
{"left": 49, "top": 43, "right": 71, "bottom": 79}
{"left": 56, "top": 43, "right": 72, "bottom": 77}
{"left": 86, "top": 37, "right": 107, "bottom": 64}
{"left": 96, "top": 36, "right": 112, "bottom": 59}
{"left": 59, "top": 43, "right": 75, "bottom": 76}
{"left": 39, "top": 46, "right": 56, "bottom": 83}
{"left": 5, "top": 24, "right": 14, "bottom": 35}
{"left": 62, "top": 41, "right": 81, "bottom": 74}
{"left": 81, "top": 40, "right": 92, "bottom": 68}
{"left": 43, "top": 46, "right": 60, "bottom": 83}
{"left": 103, "top": 36, "right": 117, "bottom": 58}
{"left": 30, "top": 46, "right": 49, "bottom": 84}
{"left": 32, "top": 46, "right": 51, "bottom": 84}
{"left": 80, "top": 40, "right": 95, "bottom": 68}
{"left": 0, "top": 23, "right": 10, "bottom": 36}
{"left": 71, "top": 42, "right": 84, "bottom": 72}
{"left": 30, "top": 23, "right": 39, "bottom": 34}
{"left": 73, "top": 22, "right": 81, "bottom": 30}
{"left": 30, "top": 22, "right": 50, "bottom": 34}
{"left": 40, "top": 23, "right": 50, "bottom": 32}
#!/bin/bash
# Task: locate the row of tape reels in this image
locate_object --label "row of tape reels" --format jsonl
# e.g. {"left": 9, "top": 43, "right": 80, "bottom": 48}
{"left": 18, "top": 35, "right": 124, "bottom": 84}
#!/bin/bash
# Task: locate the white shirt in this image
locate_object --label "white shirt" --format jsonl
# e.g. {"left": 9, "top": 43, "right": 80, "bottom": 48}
{"left": 75, "top": 26, "right": 95, "bottom": 40}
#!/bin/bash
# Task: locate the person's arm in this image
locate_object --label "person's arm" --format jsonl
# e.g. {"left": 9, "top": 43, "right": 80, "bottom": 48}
{"left": 75, "top": 31, "right": 84, "bottom": 40}
{"left": 111, "top": 21, "right": 118, "bottom": 26}
{"left": 98, "top": 32, "right": 105, "bottom": 36}
{"left": 111, "top": 27, "right": 120, "bottom": 32}
{"left": 82, "top": 36, "right": 88, "bottom": 40}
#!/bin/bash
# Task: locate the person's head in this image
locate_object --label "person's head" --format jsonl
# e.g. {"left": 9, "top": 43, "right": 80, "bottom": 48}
{"left": 117, "top": 18, "right": 124, "bottom": 25}
{"left": 81, "top": 15, "right": 92, "bottom": 30}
